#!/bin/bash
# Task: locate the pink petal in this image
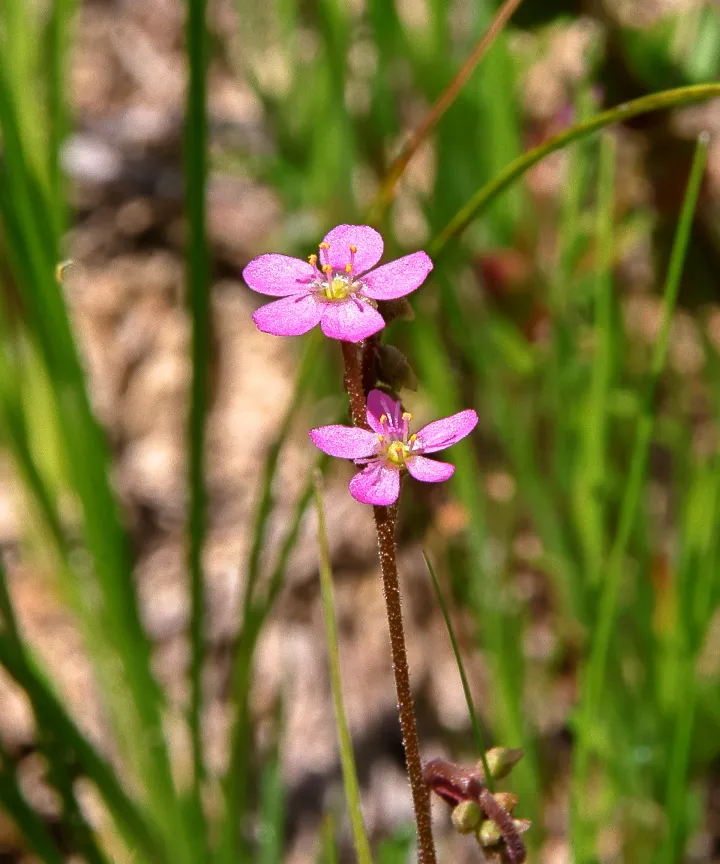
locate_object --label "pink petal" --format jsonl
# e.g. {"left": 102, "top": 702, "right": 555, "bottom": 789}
{"left": 319, "top": 300, "right": 385, "bottom": 342}
{"left": 349, "top": 462, "right": 400, "bottom": 506}
{"left": 416, "top": 409, "right": 478, "bottom": 453}
{"left": 406, "top": 455, "right": 455, "bottom": 483}
{"left": 308, "top": 425, "right": 377, "bottom": 459}
{"left": 366, "top": 389, "right": 403, "bottom": 433}
{"left": 252, "top": 293, "right": 323, "bottom": 336}
{"left": 322, "top": 225, "right": 384, "bottom": 274}
{"left": 243, "top": 254, "right": 315, "bottom": 296}
{"left": 362, "top": 252, "right": 433, "bottom": 300}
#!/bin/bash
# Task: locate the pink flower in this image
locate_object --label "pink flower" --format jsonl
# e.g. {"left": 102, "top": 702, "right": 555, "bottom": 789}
{"left": 242, "top": 225, "right": 433, "bottom": 342}
{"left": 309, "top": 390, "right": 478, "bottom": 506}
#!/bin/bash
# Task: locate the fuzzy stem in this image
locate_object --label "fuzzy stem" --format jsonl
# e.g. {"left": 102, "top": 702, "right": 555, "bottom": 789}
{"left": 340, "top": 340, "right": 437, "bottom": 863}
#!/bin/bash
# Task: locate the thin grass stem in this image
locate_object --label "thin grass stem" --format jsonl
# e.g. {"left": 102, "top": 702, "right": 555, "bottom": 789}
{"left": 423, "top": 551, "right": 493, "bottom": 789}
{"left": 185, "top": 0, "right": 211, "bottom": 840}
{"left": 314, "top": 473, "right": 373, "bottom": 864}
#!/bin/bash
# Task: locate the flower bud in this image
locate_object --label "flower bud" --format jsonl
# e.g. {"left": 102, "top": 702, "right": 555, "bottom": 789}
{"left": 375, "top": 343, "right": 418, "bottom": 391}
{"left": 476, "top": 818, "right": 502, "bottom": 847}
{"left": 451, "top": 800, "right": 483, "bottom": 834}
{"left": 493, "top": 792, "right": 519, "bottom": 813}
{"left": 478, "top": 747, "right": 524, "bottom": 780}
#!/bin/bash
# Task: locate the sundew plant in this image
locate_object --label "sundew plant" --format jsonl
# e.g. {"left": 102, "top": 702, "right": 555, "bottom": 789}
{"left": 0, "top": 0, "right": 720, "bottom": 862}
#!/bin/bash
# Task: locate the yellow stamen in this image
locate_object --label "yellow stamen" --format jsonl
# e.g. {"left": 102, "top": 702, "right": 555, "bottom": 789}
{"left": 308, "top": 254, "right": 318, "bottom": 266}
{"left": 379, "top": 414, "right": 387, "bottom": 425}
{"left": 349, "top": 244, "right": 357, "bottom": 253}
{"left": 319, "top": 242, "right": 330, "bottom": 250}
{"left": 377, "top": 435, "right": 384, "bottom": 443}
{"left": 322, "top": 264, "right": 333, "bottom": 274}
{"left": 344, "top": 263, "right": 352, "bottom": 273}
{"left": 402, "top": 412, "right": 412, "bottom": 421}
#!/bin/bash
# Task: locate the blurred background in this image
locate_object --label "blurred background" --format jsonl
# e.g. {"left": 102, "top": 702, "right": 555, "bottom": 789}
{"left": 1, "top": 0, "right": 720, "bottom": 861}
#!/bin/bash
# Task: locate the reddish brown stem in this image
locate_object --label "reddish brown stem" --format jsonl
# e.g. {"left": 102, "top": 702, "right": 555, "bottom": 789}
{"left": 340, "top": 340, "right": 437, "bottom": 864}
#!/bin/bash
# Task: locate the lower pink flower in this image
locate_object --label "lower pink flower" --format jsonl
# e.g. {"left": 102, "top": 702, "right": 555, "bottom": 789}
{"left": 309, "top": 390, "right": 478, "bottom": 505}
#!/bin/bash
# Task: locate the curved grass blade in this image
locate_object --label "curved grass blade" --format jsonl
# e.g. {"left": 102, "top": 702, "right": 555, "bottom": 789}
{"left": 570, "top": 134, "right": 710, "bottom": 862}
{"left": 314, "top": 473, "right": 373, "bottom": 864}
{"left": 422, "top": 551, "right": 493, "bottom": 790}
{"left": 429, "top": 83, "right": 720, "bottom": 255}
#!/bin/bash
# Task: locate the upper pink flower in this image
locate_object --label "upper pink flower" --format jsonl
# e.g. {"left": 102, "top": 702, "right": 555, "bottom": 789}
{"left": 243, "top": 225, "right": 433, "bottom": 343}
{"left": 309, "top": 390, "right": 478, "bottom": 506}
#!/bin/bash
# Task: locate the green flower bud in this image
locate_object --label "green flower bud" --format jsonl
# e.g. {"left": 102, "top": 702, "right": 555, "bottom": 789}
{"left": 451, "top": 800, "right": 483, "bottom": 834}
{"left": 476, "top": 819, "right": 502, "bottom": 847}
{"left": 478, "top": 747, "right": 524, "bottom": 780}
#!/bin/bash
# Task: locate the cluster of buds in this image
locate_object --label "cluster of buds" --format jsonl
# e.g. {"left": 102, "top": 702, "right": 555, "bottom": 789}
{"left": 423, "top": 749, "right": 531, "bottom": 863}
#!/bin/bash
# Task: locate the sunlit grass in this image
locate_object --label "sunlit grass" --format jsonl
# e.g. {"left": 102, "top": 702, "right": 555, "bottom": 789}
{"left": 0, "top": 0, "right": 718, "bottom": 860}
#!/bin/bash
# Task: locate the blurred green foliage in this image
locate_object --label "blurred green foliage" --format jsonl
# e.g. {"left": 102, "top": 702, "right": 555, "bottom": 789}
{"left": 0, "top": 0, "right": 719, "bottom": 861}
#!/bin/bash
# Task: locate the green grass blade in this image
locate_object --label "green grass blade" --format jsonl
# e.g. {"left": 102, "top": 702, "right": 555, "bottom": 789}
{"left": 0, "top": 740, "right": 64, "bottom": 864}
{"left": 659, "top": 460, "right": 720, "bottom": 863}
{"left": 0, "top": 586, "right": 168, "bottom": 862}
{"left": 429, "top": 83, "right": 720, "bottom": 255}
{"left": 220, "top": 343, "right": 321, "bottom": 863}
{"left": 185, "top": 0, "right": 211, "bottom": 842}
{"left": 571, "top": 134, "right": 710, "bottom": 862}
{"left": 314, "top": 473, "right": 373, "bottom": 864}
{"left": 0, "top": 49, "right": 187, "bottom": 860}
{"left": 573, "top": 132, "right": 616, "bottom": 587}
{"left": 422, "top": 551, "right": 493, "bottom": 789}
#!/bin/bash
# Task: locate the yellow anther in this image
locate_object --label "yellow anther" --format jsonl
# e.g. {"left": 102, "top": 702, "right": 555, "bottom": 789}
{"left": 322, "top": 263, "right": 333, "bottom": 274}
{"left": 377, "top": 435, "right": 384, "bottom": 443}
{"left": 308, "top": 254, "right": 318, "bottom": 265}
{"left": 349, "top": 244, "right": 357, "bottom": 253}
{"left": 379, "top": 414, "right": 387, "bottom": 424}
{"left": 409, "top": 434, "right": 418, "bottom": 443}
{"left": 402, "top": 412, "right": 412, "bottom": 421}
{"left": 319, "top": 242, "right": 330, "bottom": 250}
{"left": 345, "top": 263, "right": 352, "bottom": 273}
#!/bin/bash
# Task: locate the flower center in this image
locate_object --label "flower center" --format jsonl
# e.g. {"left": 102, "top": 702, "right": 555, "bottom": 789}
{"left": 385, "top": 440, "right": 410, "bottom": 466}
{"left": 323, "top": 275, "right": 353, "bottom": 301}
{"left": 309, "top": 241, "right": 363, "bottom": 303}
{"left": 375, "top": 411, "right": 418, "bottom": 469}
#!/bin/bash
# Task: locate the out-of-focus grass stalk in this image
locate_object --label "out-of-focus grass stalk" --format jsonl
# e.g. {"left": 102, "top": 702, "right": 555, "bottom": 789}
{"left": 185, "top": 0, "right": 211, "bottom": 846}
{"left": 659, "top": 462, "right": 720, "bottom": 863}
{"left": 0, "top": 40, "right": 189, "bottom": 864}
{"left": 575, "top": 133, "right": 616, "bottom": 588}
{"left": 423, "top": 551, "right": 493, "bottom": 790}
{"left": 0, "top": 738, "right": 64, "bottom": 864}
{"left": 571, "top": 134, "right": 709, "bottom": 861}
{"left": 0, "top": 557, "right": 168, "bottom": 861}
{"left": 429, "top": 83, "right": 720, "bottom": 255}
{"left": 314, "top": 473, "right": 373, "bottom": 864}
{"left": 411, "top": 316, "right": 541, "bottom": 830}
{"left": 46, "top": 0, "right": 74, "bottom": 236}
{"left": 368, "top": 0, "right": 526, "bottom": 221}
{"left": 220, "top": 336, "right": 320, "bottom": 862}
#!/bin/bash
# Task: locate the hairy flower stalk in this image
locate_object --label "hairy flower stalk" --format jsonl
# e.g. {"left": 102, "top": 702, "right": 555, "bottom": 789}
{"left": 338, "top": 349, "right": 437, "bottom": 863}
